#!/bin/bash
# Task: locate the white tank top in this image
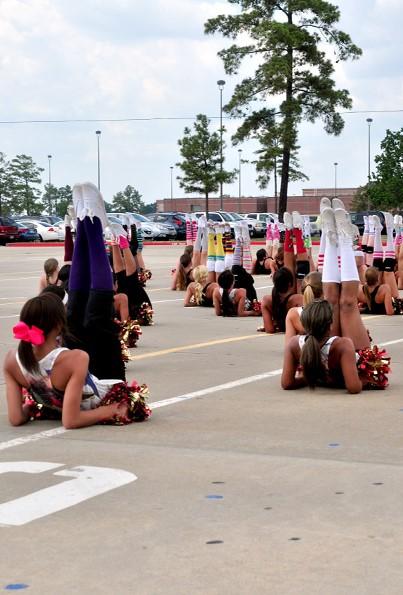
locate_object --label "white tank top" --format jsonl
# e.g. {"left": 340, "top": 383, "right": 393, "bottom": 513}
{"left": 16, "top": 348, "right": 121, "bottom": 411}
{"left": 298, "top": 335, "right": 338, "bottom": 367}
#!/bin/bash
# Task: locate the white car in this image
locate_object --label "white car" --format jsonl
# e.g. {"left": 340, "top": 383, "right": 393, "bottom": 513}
{"left": 107, "top": 212, "right": 176, "bottom": 240}
{"left": 16, "top": 219, "right": 62, "bottom": 242}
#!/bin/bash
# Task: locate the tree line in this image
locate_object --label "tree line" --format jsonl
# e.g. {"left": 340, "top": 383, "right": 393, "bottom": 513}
{"left": 0, "top": 152, "right": 152, "bottom": 217}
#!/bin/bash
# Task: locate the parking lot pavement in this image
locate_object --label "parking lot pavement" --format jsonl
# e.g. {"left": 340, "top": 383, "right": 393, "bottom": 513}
{"left": 1, "top": 244, "right": 403, "bottom": 594}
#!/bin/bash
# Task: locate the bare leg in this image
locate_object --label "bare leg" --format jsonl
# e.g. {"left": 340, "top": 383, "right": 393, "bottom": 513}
{"left": 339, "top": 280, "right": 370, "bottom": 349}
{"left": 323, "top": 282, "right": 341, "bottom": 337}
{"left": 111, "top": 244, "right": 125, "bottom": 274}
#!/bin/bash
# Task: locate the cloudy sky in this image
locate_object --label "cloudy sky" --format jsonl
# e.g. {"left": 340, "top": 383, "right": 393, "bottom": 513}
{"left": 0, "top": 0, "right": 402, "bottom": 206}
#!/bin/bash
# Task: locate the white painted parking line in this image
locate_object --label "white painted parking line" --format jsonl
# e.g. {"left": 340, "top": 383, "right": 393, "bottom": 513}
{"left": 153, "top": 298, "right": 184, "bottom": 304}
{"left": 151, "top": 369, "right": 283, "bottom": 409}
{"left": 0, "top": 314, "right": 19, "bottom": 319}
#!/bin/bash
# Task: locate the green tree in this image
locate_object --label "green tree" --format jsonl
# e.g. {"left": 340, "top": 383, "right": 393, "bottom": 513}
{"left": 176, "top": 114, "right": 236, "bottom": 214}
{"left": 205, "top": 0, "right": 361, "bottom": 218}
{"left": 367, "top": 128, "right": 403, "bottom": 210}
{"left": 9, "top": 154, "right": 44, "bottom": 215}
{"left": 0, "top": 152, "right": 13, "bottom": 215}
{"left": 140, "top": 202, "right": 156, "bottom": 215}
{"left": 55, "top": 185, "right": 73, "bottom": 217}
{"left": 111, "top": 185, "right": 145, "bottom": 212}
{"left": 42, "top": 184, "right": 60, "bottom": 215}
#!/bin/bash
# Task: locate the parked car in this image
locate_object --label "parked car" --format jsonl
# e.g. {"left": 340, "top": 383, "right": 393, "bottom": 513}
{"left": 16, "top": 219, "right": 62, "bottom": 242}
{"left": 307, "top": 215, "right": 320, "bottom": 236}
{"left": 0, "top": 216, "right": 19, "bottom": 245}
{"left": 108, "top": 212, "right": 176, "bottom": 240}
{"left": 350, "top": 211, "right": 386, "bottom": 234}
{"left": 225, "top": 212, "right": 256, "bottom": 236}
{"left": 15, "top": 221, "right": 40, "bottom": 242}
{"left": 148, "top": 212, "right": 186, "bottom": 240}
{"left": 18, "top": 215, "right": 65, "bottom": 239}
{"left": 193, "top": 211, "right": 238, "bottom": 236}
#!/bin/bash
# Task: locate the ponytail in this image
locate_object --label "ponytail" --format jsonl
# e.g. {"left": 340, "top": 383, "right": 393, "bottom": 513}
{"left": 302, "top": 271, "right": 323, "bottom": 307}
{"left": 18, "top": 341, "right": 39, "bottom": 377}
{"left": 192, "top": 265, "right": 208, "bottom": 305}
{"left": 221, "top": 288, "right": 235, "bottom": 317}
{"left": 218, "top": 269, "right": 236, "bottom": 317}
{"left": 176, "top": 253, "right": 191, "bottom": 290}
{"left": 300, "top": 335, "right": 327, "bottom": 388}
{"left": 300, "top": 300, "right": 333, "bottom": 389}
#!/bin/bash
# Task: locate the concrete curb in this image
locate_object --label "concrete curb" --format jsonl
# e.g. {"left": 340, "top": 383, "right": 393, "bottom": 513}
{"left": 6, "top": 240, "right": 321, "bottom": 248}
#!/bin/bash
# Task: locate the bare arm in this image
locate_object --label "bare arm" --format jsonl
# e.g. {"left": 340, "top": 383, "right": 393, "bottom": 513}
{"left": 285, "top": 308, "right": 303, "bottom": 343}
{"left": 281, "top": 339, "right": 306, "bottom": 390}
{"left": 381, "top": 285, "right": 394, "bottom": 316}
{"left": 339, "top": 339, "right": 362, "bottom": 394}
{"left": 184, "top": 283, "right": 196, "bottom": 306}
{"left": 114, "top": 293, "right": 129, "bottom": 321}
{"left": 213, "top": 288, "right": 222, "bottom": 316}
{"left": 235, "top": 290, "right": 259, "bottom": 317}
{"left": 4, "top": 369, "right": 30, "bottom": 426}
{"left": 61, "top": 351, "right": 126, "bottom": 429}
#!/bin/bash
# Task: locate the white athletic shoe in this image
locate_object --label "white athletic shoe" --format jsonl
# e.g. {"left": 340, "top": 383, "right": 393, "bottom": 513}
{"left": 80, "top": 182, "right": 109, "bottom": 229}
{"left": 292, "top": 211, "right": 303, "bottom": 229}
{"left": 72, "top": 184, "right": 84, "bottom": 221}
{"left": 332, "top": 197, "right": 346, "bottom": 210}
{"left": 320, "top": 197, "right": 332, "bottom": 213}
{"left": 382, "top": 212, "right": 393, "bottom": 229}
{"left": 321, "top": 207, "right": 338, "bottom": 244}
{"left": 107, "top": 222, "right": 127, "bottom": 242}
{"left": 372, "top": 215, "right": 383, "bottom": 231}
{"left": 283, "top": 212, "right": 293, "bottom": 230}
{"left": 334, "top": 208, "right": 355, "bottom": 239}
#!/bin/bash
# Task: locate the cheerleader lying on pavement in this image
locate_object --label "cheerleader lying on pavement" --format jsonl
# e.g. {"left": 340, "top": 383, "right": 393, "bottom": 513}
{"left": 3, "top": 182, "right": 150, "bottom": 428}
{"left": 358, "top": 267, "right": 394, "bottom": 316}
{"left": 259, "top": 267, "right": 303, "bottom": 333}
{"left": 213, "top": 270, "right": 260, "bottom": 317}
{"left": 109, "top": 221, "right": 153, "bottom": 325}
{"left": 282, "top": 206, "right": 390, "bottom": 392}
{"left": 184, "top": 265, "right": 218, "bottom": 307}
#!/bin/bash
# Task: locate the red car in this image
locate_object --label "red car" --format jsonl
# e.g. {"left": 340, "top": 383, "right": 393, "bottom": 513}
{"left": 0, "top": 216, "right": 19, "bottom": 245}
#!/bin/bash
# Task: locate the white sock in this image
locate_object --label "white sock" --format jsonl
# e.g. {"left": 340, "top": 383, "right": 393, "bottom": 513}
{"left": 317, "top": 231, "right": 326, "bottom": 271}
{"left": 322, "top": 236, "right": 341, "bottom": 283}
{"left": 373, "top": 227, "right": 383, "bottom": 258}
{"left": 339, "top": 236, "right": 359, "bottom": 282}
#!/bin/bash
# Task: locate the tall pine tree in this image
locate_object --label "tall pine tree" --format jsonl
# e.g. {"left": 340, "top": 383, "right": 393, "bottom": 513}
{"left": 176, "top": 114, "right": 236, "bottom": 215}
{"left": 205, "top": 0, "right": 361, "bottom": 218}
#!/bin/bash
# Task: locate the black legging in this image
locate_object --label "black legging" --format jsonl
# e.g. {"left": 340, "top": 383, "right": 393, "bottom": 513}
{"left": 66, "top": 216, "right": 125, "bottom": 381}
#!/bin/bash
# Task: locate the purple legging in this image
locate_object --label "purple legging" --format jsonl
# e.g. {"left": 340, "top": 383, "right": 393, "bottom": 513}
{"left": 69, "top": 217, "right": 112, "bottom": 291}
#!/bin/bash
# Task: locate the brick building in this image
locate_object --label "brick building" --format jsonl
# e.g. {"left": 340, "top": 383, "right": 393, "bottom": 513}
{"left": 156, "top": 187, "right": 358, "bottom": 215}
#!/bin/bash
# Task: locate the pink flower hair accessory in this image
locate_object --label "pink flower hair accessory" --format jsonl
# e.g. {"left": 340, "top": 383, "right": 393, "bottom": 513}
{"left": 13, "top": 321, "right": 45, "bottom": 346}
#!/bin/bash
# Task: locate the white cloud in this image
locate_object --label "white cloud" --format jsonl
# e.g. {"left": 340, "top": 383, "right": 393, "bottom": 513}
{"left": 0, "top": 0, "right": 401, "bottom": 204}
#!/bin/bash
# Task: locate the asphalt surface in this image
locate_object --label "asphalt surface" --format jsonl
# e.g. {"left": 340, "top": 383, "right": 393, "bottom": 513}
{"left": 0, "top": 244, "right": 403, "bottom": 595}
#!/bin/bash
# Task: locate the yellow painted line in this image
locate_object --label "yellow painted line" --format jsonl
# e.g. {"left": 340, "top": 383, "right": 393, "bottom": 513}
{"left": 131, "top": 332, "right": 272, "bottom": 360}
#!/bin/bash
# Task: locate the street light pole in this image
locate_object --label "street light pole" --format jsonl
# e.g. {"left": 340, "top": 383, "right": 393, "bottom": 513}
{"left": 274, "top": 156, "right": 278, "bottom": 214}
{"left": 170, "top": 166, "right": 174, "bottom": 207}
{"left": 238, "top": 149, "right": 242, "bottom": 212}
{"left": 47, "top": 154, "right": 52, "bottom": 186}
{"left": 366, "top": 118, "right": 373, "bottom": 211}
{"left": 47, "top": 155, "right": 54, "bottom": 214}
{"left": 217, "top": 79, "right": 225, "bottom": 210}
{"left": 96, "top": 130, "right": 101, "bottom": 190}
{"left": 334, "top": 162, "right": 338, "bottom": 199}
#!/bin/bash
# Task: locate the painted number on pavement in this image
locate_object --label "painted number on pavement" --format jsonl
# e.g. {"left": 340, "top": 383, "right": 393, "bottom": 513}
{"left": 0, "top": 461, "right": 136, "bottom": 526}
